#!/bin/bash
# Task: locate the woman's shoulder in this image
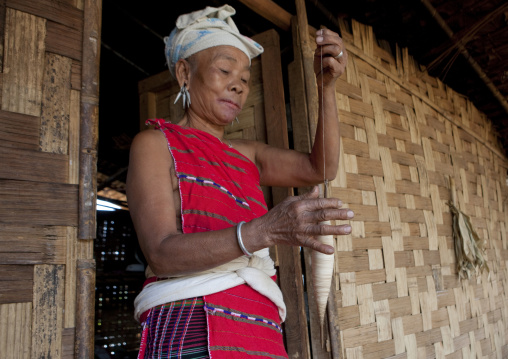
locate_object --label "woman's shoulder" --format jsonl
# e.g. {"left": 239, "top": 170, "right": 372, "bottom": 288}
{"left": 229, "top": 138, "right": 259, "bottom": 163}
{"left": 232, "top": 138, "right": 270, "bottom": 159}
{"left": 130, "top": 128, "right": 169, "bottom": 156}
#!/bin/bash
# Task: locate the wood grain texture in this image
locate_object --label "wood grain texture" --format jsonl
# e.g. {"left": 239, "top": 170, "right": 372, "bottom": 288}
{"left": 31, "top": 264, "right": 64, "bottom": 359}
{"left": 6, "top": 0, "right": 83, "bottom": 30}
{"left": 62, "top": 327, "right": 75, "bottom": 359}
{"left": 0, "top": 302, "right": 32, "bottom": 358}
{"left": 71, "top": 60, "right": 82, "bottom": 90}
{"left": 0, "top": 265, "right": 33, "bottom": 304}
{"left": 0, "top": 1, "right": 89, "bottom": 358}
{"left": 69, "top": 90, "right": 81, "bottom": 185}
{"left": 0, "top": 179, "right": 78, "bottom": 226}
{"left": 74, "top": 259, "right": 95, "bottom": 359}
{"left": 0, "top": 109, "right": 40, "bottom": 150}
{"left": 64, "top": 227, "right": 77, "bottom": 328}
{"left": 0, "top": 225, "right": 66, "bottom": 265}
{"left": 46, "top": 20, "right": 82, "bottom": 60}
{"left": 0, "top": 146, "right": 68, "bottom": 183}
{"left": 1, "top": 8, "right": 46, "bottom": 116}
{"left": 78, "top": 0, "right": 101, "bottom": 240}
{"left": 40, "top": 53, "right": 72, "bottom": 154}
{"left": 0, "top": 0, "right": 5, "bottom": 73}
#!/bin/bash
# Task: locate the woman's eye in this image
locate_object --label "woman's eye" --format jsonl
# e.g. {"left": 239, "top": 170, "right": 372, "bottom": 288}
{"left": 220, "top": 69, "right": 229, "bottom": 74}
{"left": 241, "top": 78, "right": 248, "bottom": 84}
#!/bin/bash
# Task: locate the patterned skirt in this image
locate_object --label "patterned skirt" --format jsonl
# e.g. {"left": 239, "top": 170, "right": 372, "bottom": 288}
{"left": 138, "top": 284, "right": 288, "bottom": 359}
{"left": 142, "top": 297, "right": 209, "bottom": 359}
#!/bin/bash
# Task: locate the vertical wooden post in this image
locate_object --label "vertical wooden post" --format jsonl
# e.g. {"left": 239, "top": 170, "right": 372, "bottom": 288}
{"left": 0, "top": 0, "right": 6, "bottom": 73}
{"left": 291, "top": 1, "right": 341, "bottom": 357}
{"left": 295, "top": 0, "right": 319, "bottom": 138}
{"left": 79, "top": 0, "right": 102, "bottom": 240}
{"left": 75, "top": 259, "right": 96, "bottom": 359}
{"left": 256, "top": 29, "right": 312, "bottom": 359}
{"left": 77, "top": 0, "right": 101, "bottom": 357}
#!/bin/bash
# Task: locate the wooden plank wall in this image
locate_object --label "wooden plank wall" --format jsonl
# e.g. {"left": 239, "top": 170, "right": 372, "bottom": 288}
{"left": 0, "top": 0, "right": 94, "bottom": 358}
{"left": 290, "top": 15, "right": 508, "bottom": 358}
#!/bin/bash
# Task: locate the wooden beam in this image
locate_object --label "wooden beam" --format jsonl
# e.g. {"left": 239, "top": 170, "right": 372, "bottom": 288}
{"left": 421, "top": 0, "right": 508, "bottom": 121}
{"left": 79, "top": 0, "right": 102, "bottom": 240}
{"left": 0, "top": 0, "right": 5, "bottom": 73}
{"left": 295, "top": 0, "right": 319, "bottom": 141}
{"left": 74, "top": 259, "right": 96, "bottom": 359}
{"left": 237, "top": 0, "right": 292, "bottom": 31}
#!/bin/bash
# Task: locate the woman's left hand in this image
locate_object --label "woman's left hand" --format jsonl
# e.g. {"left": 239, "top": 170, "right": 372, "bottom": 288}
{"left": 314, "top": 29, "right": 348, "bottom": 88}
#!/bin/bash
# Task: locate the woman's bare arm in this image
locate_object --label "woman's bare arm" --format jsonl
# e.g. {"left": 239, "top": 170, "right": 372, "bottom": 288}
{"left": 126, "top": 130, "right": 249, "bottom": 276}
{"left": 235, "top": 29, "right": 347, "bottom": 188}
{"left": 127, "top": 130, "right": 352, "bottom": 277}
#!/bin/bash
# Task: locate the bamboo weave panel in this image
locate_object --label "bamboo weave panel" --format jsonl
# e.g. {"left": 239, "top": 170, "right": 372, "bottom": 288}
{"left": 0, "top": 2, "right": 88, "bottom": 357}
{"left": 327, "top": 20, "right": 508, "bottom": 359}
{"left": 0, "top": 303, "right": 32, "bottom": 358}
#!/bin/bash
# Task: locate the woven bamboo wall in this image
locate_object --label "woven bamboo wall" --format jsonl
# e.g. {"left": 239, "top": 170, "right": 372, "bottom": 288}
{"left": 0, "top": 0, "right": 98, "bottom": 358}
{"left": 319, "top": 19, "right": 508, "bottom": 358}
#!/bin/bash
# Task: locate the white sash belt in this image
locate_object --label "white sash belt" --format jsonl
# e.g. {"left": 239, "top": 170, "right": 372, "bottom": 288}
{"left": 134, "top": 248, "right": 286, "bottom": 322}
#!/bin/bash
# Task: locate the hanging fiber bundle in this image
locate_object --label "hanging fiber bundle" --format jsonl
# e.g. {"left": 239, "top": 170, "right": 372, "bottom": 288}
{"left": 448, "top": 178, "right": 489, "bottom": 279}
{"left": 311, "top": 220, "right": 335, "bottom": 346}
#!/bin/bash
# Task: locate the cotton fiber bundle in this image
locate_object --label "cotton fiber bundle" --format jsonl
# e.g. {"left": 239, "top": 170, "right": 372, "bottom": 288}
{"left": 311, "top": 220, "right": 335, "bottom": 345}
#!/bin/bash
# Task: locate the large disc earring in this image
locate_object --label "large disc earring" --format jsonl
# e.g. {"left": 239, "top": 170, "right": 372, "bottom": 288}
{"left": 174, "top": 83, "right": 191, "bottom": 109}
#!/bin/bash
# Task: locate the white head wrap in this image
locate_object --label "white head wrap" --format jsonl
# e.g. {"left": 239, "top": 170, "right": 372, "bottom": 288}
{"left": 164, "top": 4, "right": 264, "bottom": 78}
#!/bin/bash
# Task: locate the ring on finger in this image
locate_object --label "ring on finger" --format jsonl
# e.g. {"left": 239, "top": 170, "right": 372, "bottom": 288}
{"left": 335, "top": 50, "right": 343, "bottom": 59}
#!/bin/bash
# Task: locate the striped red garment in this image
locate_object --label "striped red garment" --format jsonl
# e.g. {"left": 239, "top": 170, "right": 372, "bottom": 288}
{"left": 144, "top": 119, "right": 288, "bottom": 359}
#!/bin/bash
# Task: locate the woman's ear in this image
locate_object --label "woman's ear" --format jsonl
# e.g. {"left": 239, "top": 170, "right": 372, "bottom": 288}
{"left": 175, "top": 59, "right": 191, "bottom": 88}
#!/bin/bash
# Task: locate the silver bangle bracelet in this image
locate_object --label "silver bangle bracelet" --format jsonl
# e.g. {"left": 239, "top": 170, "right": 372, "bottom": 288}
{"left": 236, "top": 221, "right": 252, "bottom": 257}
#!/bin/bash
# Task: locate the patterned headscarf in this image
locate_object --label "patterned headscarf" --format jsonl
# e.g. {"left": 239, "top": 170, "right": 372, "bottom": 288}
{"left": 164, "top": 4, "right": 264, "bottom": 78}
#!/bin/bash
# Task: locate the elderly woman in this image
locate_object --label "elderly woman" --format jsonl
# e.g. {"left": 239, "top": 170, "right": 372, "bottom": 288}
{"left": 127, "top": 5, "right": 352, "bottom": 359}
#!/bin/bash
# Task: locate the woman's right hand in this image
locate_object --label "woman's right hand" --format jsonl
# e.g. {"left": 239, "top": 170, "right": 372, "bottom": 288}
{"left": 246, "top": 186, "right": 354, "bottom": 254}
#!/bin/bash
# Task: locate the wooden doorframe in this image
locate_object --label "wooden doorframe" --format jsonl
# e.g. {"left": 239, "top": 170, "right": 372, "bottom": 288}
{"left": 77, "top": 0, "right": 102, "bottom": 357}
{"left": 254, "top": 29, "right": 312, "bottom": 358}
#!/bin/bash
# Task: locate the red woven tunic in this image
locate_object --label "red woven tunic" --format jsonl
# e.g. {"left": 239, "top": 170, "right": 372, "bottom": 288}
{"left": 141, "top": 119, "right": 288, "bottom": 359}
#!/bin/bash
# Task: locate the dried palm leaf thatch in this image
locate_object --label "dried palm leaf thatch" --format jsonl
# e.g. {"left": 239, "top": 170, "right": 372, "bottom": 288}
{"left": 311, "top": 220, "right": 335, "bottom": 346}
{"left": 448, "top": 179, "right": 489, "bottom": 279}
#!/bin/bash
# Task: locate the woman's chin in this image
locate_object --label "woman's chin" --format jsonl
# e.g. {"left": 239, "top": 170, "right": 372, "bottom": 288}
{"left": 216, "top": 113, "right": 240, "bottom": 126}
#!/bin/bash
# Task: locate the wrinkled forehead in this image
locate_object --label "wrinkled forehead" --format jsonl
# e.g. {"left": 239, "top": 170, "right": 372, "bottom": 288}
{"left": 191, "top": 45, "right": 251, "bottom": 69}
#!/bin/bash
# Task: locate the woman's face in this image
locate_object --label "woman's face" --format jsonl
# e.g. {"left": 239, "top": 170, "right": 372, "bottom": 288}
{"left": 187, "top": 45, "right": 251, "bottom": 126}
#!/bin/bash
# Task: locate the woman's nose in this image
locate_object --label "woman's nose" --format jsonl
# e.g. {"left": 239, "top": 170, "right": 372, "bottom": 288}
{"left": 229, "top": 79, "right": 244, "bottom": 94}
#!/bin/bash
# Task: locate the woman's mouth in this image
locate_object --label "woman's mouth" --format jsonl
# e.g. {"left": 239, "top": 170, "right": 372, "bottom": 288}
{"left": 220, "top": 99, "right": 241, "bottom": 110}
